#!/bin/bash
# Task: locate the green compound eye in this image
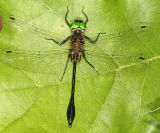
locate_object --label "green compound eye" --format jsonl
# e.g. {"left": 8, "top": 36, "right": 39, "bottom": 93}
{"left": 71, "top": 22, "right": 79, "bottom": 29}
{"left": 80, "top": 23, "right": 86, "bottom": 30}
{"left": 71, "top": 22, "right": 86, "bottom": 30}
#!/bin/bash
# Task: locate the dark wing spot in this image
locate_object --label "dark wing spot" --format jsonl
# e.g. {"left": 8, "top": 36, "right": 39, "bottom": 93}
{"left": 139, "top": 57, "right": 145, "bottom": 60}
{"left": 141, "top": 26, "right": 147, "bottom": 29}
{"left": 9, "top": 17, "right": 15, "bottom": 20}
{"left": 6, "top": 51, "right": 12, "bottom": 53}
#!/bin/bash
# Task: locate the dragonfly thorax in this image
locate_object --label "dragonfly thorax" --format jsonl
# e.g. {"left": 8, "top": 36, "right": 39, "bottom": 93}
{"left": 72, "top": 28, "right": 84, "bottom": 33}
{"left": 70, "top": 29, "right": 85, "bottom": 62}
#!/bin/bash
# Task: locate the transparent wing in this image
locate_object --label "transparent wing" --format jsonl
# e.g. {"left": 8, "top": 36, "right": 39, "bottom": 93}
{"left": 86, "top": 24, "right": 151, "bottom": 44}
{"left": 0, "top": 47, "right": 149, "bottom": 79}
{"left": 85, "top": 24, "right": 152, "bottom": 57}
{"left": 79, "top": 47, "right": 149, "bottom": 78}
{"left": 8, "top": 16, "right": 151, "bottom": 49}
{"left": 8, "top": 17, "right": 66, "bottom": 41}
{"left": 3, "top": 17, "right": 152, "bottom": 79}
{"left": 86, "top": 25, "right": 151, "bottom": 43}
{"left": 0, "top": 49, "right": 69, "bottom": 76}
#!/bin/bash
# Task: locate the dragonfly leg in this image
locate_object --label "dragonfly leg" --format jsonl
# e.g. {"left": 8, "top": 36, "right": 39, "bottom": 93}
{"left": 85, "top": 32, "right": 106, "bottom": 44}
{"left": 65, "top": 6, "right": 70, "bottom": 27}
{"left": 60, "top": 55, "right": 70, "bottom": 81}
{"left": 82, "top": 7, "right": 88, "bottom": 25}
{"left": 83, "top": 52, "right": 99, "bottom": 75}
{"left": 45, "top": 36, "right": 70, "bottom": 45}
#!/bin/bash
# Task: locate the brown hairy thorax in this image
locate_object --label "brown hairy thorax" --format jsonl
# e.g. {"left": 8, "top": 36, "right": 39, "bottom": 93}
{"left": 69, "top": 29, "right": 85, "bottom": 62}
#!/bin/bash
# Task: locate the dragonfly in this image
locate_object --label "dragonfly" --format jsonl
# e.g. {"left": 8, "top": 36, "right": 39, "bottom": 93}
{"left": 0, "top": 6, "right": 150, "bottom": 128}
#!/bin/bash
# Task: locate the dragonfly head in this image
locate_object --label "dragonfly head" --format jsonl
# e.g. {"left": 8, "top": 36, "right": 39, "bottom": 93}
{"left": 71, "top": 20, "right": 86, "bottom": 32}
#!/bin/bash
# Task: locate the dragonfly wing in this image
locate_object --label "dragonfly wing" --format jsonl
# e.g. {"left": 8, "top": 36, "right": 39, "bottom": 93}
{"left": 0, "top": 49, "right": 70, "bottom": 76}
{"left": 3, "top": 18, "right": 152, "bottom": 79}
{"left": 83, "top": 24, "right": 153, "bottom": 70}
{"left": 85, "top": 24, "right": 152, "bottom": 56}
{"left": 6, "top": 16, "right": 70, "bottom": 53}
{"left": 1, "top": 16, "right": 71, "bottom": 77}
{"left": 79, "top": 43, "right": 152, "bottom": 77}
{"left": 8, "top": 17, "right": 67, "bottom": 40}
{"left": 86, "top": 24, "right": 151, "bottom": 43}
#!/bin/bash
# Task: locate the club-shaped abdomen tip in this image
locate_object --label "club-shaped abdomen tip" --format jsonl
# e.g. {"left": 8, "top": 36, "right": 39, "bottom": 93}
{"left": 68, "top": 119, "right": 73, "bottom": 128}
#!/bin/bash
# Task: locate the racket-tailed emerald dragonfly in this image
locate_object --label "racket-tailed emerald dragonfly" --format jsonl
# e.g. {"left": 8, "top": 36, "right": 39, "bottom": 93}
{"left": 0, "top": 7, "right": 151, "bottom": 127}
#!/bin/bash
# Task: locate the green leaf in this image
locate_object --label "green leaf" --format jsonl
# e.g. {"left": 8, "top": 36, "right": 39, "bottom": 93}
{"left": 0, "top": 0, "right": 160, "bottom": 133}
